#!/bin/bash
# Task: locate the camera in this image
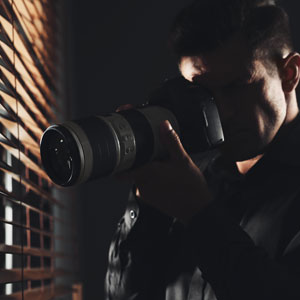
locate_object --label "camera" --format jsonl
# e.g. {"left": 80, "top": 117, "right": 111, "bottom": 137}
{"left": 40, "top": 77, "right": 224, "bottom": 186}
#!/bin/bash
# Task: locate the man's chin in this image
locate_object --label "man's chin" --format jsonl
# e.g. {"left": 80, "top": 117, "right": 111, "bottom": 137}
{"left": 219, "top": 140, "right": 264, "bottom": 162}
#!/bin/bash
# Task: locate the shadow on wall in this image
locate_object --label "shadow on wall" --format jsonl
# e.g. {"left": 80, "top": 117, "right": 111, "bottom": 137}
{"left": 66, "top": 0, "right": 189, "bottom": 299}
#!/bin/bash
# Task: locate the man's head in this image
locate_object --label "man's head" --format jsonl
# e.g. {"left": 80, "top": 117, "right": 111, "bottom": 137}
{"left": 169, "top": 0, "right": 300, "bottom": 161}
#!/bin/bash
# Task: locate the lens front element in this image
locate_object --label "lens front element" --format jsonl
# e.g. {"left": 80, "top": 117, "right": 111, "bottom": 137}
{"left": 40, "top": 125, "right": 81, "bottom": 186}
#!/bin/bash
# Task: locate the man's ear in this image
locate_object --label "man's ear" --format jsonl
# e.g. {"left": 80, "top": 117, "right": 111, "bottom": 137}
{"left": 280, "top": 52, "right": 300, "bottom": 93}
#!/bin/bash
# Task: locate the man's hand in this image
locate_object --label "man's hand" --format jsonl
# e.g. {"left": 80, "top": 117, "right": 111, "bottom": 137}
{"left": 117, "top": 120, "right": 213, "bottom": 225}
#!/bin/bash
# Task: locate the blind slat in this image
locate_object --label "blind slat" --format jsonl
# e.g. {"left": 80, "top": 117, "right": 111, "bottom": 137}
{"left": 0, "top": 92, "right": 45, "bottom": 139}
{"left": 0, "top": 62, "right": 54, "bottom": 127}
{"left": 0, "top": 142, "right": 49, "bottom": 180}
{"left": 12, "top": 2, "right": 54, "bottom": 77}
{"left": 0, "top": 244, "right": 74, "bottom": 259}
{"left": 0, "top": 168, "right": 64, "bottom": 207}
{"left": 0, "top": 217, "right": 53, "bottom": 237}
{"left": 0, "top": 285, "right": 73, "bottom": 300}
{"left": 0, "top": 67, "right": 51, "bottom": 130}
{"left": 0, "top": 217, "right": 77, "bottom": 244}
{"left": 0, "top": 188, "right": 78, "bottom": 229}
{"left": 0, "top": 118, "right": 40, "bottom": 152}
{"left": 0, "top": 38, "right": 56, "bottom": 116}
{"left": 0, "top": 216, "right": 77, "bottom": 243}
{"left": 0, "top": 269, "right": 69, "bottom": 283}
{"left": 1, "top": 1, "right": 56, "bottom": 92}
{"left": 0, "top": 0, "right": 78, "bottom": 298}
{"left": 0, "top": 26, "right": 57, "bottom": 108}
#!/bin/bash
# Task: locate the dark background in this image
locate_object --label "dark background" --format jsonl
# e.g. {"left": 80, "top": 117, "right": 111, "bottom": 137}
{"left": 62, "top": 1, "right": 300, "bottom": 299}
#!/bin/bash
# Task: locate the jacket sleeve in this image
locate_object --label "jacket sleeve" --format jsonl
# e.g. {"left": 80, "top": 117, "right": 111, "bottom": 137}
{"left": 104, "top": 187, "right": 175, "bottom": 300}
{"left": 186, "top": 203, "right": 300, "bottom": 300}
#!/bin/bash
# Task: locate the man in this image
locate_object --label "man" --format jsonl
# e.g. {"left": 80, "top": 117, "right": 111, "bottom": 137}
{"left": 105, "top": 0, "right": 300, "bottom": 299}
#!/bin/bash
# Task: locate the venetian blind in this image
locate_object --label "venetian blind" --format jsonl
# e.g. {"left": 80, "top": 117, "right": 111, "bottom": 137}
{"left": 0, "top": 0, "right": 78, "bottom": 299}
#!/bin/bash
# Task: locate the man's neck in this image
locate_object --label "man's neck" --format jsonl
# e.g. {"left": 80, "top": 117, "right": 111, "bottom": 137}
{"left": 236, "top": 95, "right": 299, "bottom": 175}
{"left": 236, "top": 154, "right": 264, "bottom": 175}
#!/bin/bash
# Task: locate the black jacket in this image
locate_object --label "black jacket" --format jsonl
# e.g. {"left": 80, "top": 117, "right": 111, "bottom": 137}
{"left": 105, "top": 115, "right": 300, "bottom": 300}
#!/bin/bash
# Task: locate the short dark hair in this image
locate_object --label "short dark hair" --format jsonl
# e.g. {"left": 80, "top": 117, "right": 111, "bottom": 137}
{"left": 169, "top": 0, "right": 294, "bottom": 64}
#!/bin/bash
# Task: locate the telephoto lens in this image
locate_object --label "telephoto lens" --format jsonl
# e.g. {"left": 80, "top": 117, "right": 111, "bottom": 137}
{"left": 40, "top": 77, "right": 224, "bottom": 186}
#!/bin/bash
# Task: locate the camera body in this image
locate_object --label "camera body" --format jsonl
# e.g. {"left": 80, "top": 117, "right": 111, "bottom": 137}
{"left": 40, "top": 77, "right": 224, "bottom": 186}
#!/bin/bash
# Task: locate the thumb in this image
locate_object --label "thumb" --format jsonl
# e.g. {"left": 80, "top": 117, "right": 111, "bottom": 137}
{"left": 159, "top": 120, "right": 188, "bottom": 160}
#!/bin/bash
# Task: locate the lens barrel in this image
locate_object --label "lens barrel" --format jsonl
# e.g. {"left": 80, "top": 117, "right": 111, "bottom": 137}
{"left": 40, "top": 77, "right": 224, "bottom": 186}
{"left": 40, "top": 106, "right": 180, "bottom": 186}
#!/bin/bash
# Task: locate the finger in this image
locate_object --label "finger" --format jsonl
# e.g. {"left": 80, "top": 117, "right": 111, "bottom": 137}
{"left": 159, "top": 120, "right": 188, "bottom": 160}
{"left": 116, "top": 104, "right": 134, "bottom": 112}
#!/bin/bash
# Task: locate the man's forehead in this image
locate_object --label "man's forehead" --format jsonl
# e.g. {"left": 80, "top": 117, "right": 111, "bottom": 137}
{"left": 179, "top": 55, "right": 250, "bottom": 85}
{"left": 179, "top": 37, "right": 254, "bottom": 84}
